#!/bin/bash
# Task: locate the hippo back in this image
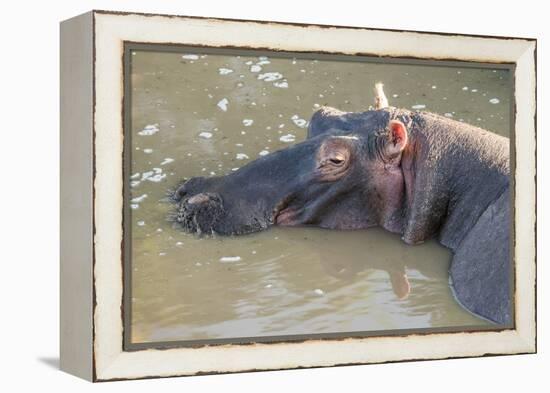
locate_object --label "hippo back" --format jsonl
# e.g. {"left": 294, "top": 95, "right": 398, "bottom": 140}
{"left": 450, "top": 187, "right": 512, "bottom": 325}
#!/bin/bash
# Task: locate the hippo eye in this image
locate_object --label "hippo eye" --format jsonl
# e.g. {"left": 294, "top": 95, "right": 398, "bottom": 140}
{"left": 317, "top": 138, "right": 352, "bottom": 181}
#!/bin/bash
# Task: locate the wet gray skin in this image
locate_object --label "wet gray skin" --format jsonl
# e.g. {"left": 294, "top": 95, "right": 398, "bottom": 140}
{"left": 172, "top": 110, "right": 396, "bottom": 235}
{"left": 171, "top": 97, "right": 510, "bottom": 325}
{"left": 129, "top": 50, "right": 511, "bottom": 343}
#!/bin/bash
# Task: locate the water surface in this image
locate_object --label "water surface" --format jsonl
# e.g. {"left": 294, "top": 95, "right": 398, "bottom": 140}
{"left": 128, "top": 48, "right": 511, "bottom": 344}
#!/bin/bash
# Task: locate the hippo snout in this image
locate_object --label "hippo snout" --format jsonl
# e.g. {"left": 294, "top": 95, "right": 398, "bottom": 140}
{"left": 173, "top": 176, "right": 212, "bottom": 202}
{"left": 174, "top": 191, "right": 225, "bottom": 235}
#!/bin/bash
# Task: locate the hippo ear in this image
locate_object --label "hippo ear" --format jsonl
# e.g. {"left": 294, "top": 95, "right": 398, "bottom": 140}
{"left": 383, "top": 120, "right": 408, "bottom": 159}
{"left": 307, "top": 106, "right": 347, "bottom": 139}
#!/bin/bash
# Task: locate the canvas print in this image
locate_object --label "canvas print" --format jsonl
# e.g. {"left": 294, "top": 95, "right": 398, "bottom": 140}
{"left": 125, "top": 45, "right": 513, "bottom": 347}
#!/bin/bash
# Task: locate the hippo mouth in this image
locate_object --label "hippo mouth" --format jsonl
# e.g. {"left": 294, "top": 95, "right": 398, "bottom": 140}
{"left": 272, "top": 195, "right": 301, "bottom": 226}
{"left": 274, "top": 207, "right": 298, "bottom": 225}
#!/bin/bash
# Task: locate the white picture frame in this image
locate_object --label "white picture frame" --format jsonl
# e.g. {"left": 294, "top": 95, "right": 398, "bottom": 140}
{"left": 60, "top": 10, "right": 536, "bottom": 381}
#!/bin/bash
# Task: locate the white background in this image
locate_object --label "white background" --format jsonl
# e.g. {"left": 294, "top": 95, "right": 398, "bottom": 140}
{"left": 0, "top": 0, "right": 546, "bottom": 391}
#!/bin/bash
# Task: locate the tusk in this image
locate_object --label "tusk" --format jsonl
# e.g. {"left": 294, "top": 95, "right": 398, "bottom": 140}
{"left": 374, "top": 82, "right": 389, "bottom": 109}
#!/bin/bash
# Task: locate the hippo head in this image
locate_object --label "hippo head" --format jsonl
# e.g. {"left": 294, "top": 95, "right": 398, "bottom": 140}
{"left": 171, "top": 105, "right": 411, "bottom": 237}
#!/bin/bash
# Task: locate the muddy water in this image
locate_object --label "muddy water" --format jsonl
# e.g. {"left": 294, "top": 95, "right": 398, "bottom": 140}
{"left": 128, "top": 49, "right": 511, "bottom": 344}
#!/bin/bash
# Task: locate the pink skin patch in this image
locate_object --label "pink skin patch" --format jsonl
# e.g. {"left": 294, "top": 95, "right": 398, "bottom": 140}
{"left": 187, "top": 193, "right": 210, "bottom": 204}
{"left": 275, "top": 207, "right": 298, "bottom": 226}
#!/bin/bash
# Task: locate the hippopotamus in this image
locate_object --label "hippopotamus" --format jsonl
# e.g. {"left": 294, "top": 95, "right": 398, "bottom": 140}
{"left": 170, "top": 84, "right": 511, "bottom": 326}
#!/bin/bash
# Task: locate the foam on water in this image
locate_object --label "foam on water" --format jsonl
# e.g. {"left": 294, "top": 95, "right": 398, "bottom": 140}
{"left": 199, "top": 132, "right": 213, "bottom": 139}
{"left": 257, "top": 57, "right": 270, "bottom": 65}
{"left": 218, "top": 68, "right": 234, "bottom": 75}
{"left": 258, "top": 72, "right": 283, "bottom": 82}
{"left": 141, "top": 171, "right": 153, "bottom": 181}
{"left": 291, "top": 115, "right": 308, "bottom": 128}
{"left": 140, "top": 168, "right": 166, "bottom": 183}
{"left": 280, "top": 134, "right": 296, "bottom": 143}
{"left": 217, "top": 98, "right": 229, "bottom": 111}
{"left": 219, "top": 256, "right": 241, "bottom": 263}
{"left": 131, "top": 194, "right": 148, "bottom": 203}
{"left": 147, "top": 174, "right": 166, "bottom": 183}
{"left": 138, "top": 124, "right": 160, "bottom": 136}
{"left": 273, "top": 81, "right": 289, "bottom": 88}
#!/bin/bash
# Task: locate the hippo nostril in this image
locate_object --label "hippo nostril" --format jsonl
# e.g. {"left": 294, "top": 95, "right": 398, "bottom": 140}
{"left": 173, "top": 192, "right": 225, "bottom": 235}
{"left": 174, "top": 185, "right": 188, "bottom": 201}
{"left": 187, "top": 193, "right": 211, "bottom": 205}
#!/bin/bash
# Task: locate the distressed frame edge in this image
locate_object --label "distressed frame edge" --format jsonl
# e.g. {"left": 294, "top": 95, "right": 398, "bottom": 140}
{"left": 512, "top": 40, "right": 537, "bottom": 353}
{"left": 91, "top": 9, "right": 538, "bottom": 42}
{"left": 59, "top": 11, "right": 95, "bottom": 381}
{"left": 89, "top": 11, "right": 537, "bottom": 381}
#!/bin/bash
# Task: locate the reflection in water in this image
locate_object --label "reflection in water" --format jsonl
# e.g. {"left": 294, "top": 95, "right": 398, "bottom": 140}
{"left": 128, "top": 49, "right": 509, "bottom": 343}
